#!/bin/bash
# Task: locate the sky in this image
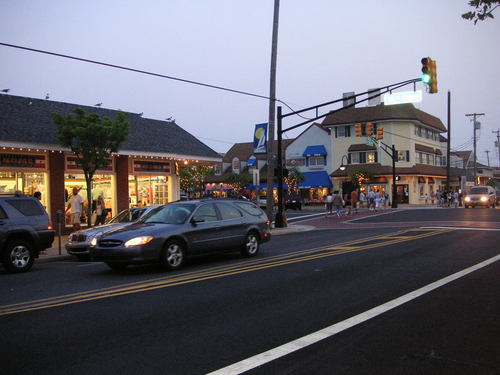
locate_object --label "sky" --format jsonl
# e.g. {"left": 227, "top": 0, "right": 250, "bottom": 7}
{"left": 1, "top": 1, "right": 499, "bottom": 166}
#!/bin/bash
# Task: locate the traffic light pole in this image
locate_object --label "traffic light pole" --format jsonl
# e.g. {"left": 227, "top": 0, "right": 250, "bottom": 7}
{"left": 274, "top": 77, "right": 421, "bottom": 227}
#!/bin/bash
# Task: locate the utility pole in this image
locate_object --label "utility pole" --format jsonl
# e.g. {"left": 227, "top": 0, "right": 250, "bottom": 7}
{"left": 485, "top": 150, "right": 490, "bottom": 167}
{"left": 493, "top": 129, "right": 500, "bottom": 167}
{"left": 465, "top": 113, "right": 485, "bottom": 185}
{"left": 446, "top": 91, "right": 451, "bottom": 192}
{"left": 266, "top": 0, "right": 280, "bottom": 221}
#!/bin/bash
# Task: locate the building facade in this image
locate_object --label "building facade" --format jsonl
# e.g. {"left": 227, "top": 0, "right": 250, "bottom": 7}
{"left": 0, "top": 94, "right": 221, "bottom": 227}
{"left": 323, "top": 103, "right": 448, "bottom": 205}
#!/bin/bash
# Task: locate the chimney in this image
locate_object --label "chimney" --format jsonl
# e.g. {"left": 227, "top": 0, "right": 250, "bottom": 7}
{"left": 368, "top": 88, "right": 381, "bottom": 106}
{"left": 342, "top": 92, "right": 355, "bottom": 108}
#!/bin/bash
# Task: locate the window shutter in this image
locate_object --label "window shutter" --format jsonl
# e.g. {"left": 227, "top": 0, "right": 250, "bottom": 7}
{"left": 345, "top": 126, "right": 351, "bottom": 137}
{"left": 406, "top": 151, "right": 410, "bottom": 162}
{"left": 375, "top": 152, "right": 378, "bottom": 163}
{"left": 347, "top": 154, "right": 352, "bottom": 164}
{"left": 334, "top": 127, "right": 338, "bottom": 138}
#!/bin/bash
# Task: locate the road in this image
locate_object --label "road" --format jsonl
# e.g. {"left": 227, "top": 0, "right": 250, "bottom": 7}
{"left": 0, "top": 208, "right": 498, "bottom": 374}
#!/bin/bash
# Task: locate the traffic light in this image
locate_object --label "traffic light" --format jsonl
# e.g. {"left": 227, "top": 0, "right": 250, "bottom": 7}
{"left": 366, "top": 122, "right": 374, "bottom": 137}
{"left": 376, "top": 127, "right": 383, "bottom": 140}
{"left": 421, "top": 57, "right": 438, "bottom": 94}
{"left": 354, "top": 123, "right": 362, "bottom": 137}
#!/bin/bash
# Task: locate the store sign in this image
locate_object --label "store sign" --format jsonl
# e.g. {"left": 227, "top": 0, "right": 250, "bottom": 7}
{"left": 0, "top": 153, "right": 46, "bottom": 169}
{"left": 133, "top": 160, "right": 171, "bottom": 173}
{"left": 383, "top": 90, "right": 422, "bottom": 106}
{"left": 66, "top": 156, "right": 113, "bottom": 171}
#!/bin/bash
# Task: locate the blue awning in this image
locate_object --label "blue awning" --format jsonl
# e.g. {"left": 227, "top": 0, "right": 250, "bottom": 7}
{"left": 302, "top": 145, "right": 327, "bottom": 157}
{"left": 299, "top": 171, "right": 332, "bottom": 189}
{"left": 246, "top": 158, "right": 257, "bottom": 166}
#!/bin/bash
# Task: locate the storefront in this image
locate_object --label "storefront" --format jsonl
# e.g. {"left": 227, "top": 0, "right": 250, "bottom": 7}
{"left": 128, "top": 158, "right": 174, "bottom": 207}
{"left": 0, "top": 152, "right": 49, "bottom": 208}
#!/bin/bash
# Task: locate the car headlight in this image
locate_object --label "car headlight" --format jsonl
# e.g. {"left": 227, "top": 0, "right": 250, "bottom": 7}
{"left": 464, "top": 196, "right": 471, "bottom": 202}
{"left": 90, "top": 237, "right": 98, "bottom": 247}
{"left": 480, "top": 196, "right": 487, "bottom": 202}
{"left": 124, "top": 236, "right": 154, "bottom": 248}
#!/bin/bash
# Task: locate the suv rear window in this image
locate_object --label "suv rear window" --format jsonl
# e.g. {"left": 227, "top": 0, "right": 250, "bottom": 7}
{"left": 469, "top": 187, "right": 488, "bottom": 194}
{"left": 234, "top": 202, "right": 265, "bottom": 216}
{"left": 6, "top": 199, "right": 44, "bottom": 216}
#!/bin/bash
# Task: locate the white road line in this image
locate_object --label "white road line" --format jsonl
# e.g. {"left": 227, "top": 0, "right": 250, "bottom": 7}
{"left": 421, "top": 226, "right": 500, "bottom": 231}
{"left": 206, "top": 254, "right": 500, "bottom": 375}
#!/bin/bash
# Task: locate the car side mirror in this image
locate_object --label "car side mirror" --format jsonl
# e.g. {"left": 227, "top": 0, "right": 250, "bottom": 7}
{"left": 191, "top": 217, "right": 205, "bottom": 225}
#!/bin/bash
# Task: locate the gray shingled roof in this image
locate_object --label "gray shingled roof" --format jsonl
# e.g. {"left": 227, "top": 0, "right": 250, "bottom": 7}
{"left": 0, "top": 94, "right": 220, "bottom": 159}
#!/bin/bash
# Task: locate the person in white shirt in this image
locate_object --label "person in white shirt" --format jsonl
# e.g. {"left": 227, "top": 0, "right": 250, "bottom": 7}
{"left": 66, "top": 187, "right": 84, "bottom": 231}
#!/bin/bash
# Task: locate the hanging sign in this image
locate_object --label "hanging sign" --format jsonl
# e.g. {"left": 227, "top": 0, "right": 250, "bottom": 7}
{"left": 383, "top": 90, "right": 422, "bottom": 106}
{"left": 253, "top": 123, "right": 268, "bottom": 154}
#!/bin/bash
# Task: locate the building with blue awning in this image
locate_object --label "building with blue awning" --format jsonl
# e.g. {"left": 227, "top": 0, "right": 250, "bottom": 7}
{"left": 299, "top": 171, "right": 332, "bottom": 189}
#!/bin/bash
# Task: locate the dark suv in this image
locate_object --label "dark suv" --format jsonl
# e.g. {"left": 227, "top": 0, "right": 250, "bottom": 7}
{"left": 0, "top": 193, "right": 55, "bottom": 273}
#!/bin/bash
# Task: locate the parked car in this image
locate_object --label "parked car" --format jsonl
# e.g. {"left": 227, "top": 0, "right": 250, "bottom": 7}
{"left": 0, "top": 193, "right": 54, "bottom": 273}
{"left": 257, "top": 195, "right": 268, "bottom": 209}
{"left": 284, "top": 195, "right": 303, "bottom": 210}
{"left": 463, "top": 186, "right": 496, "bottom": 208}
{"left": 90, "top": 200, "right": 271, "bottom": 271}
{"left": 66, "top": 205, "right": 162, "bottom": 260}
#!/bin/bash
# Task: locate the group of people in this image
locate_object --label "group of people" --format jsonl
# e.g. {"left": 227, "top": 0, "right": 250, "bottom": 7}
{"left": 427, "top": 190, "right": 460, "bottom": 208}
{"left": 64, "top": 187, "right": 108, "bottom": 231}
{"left": 325, "top": 188, "right": 390, "bottom": 217}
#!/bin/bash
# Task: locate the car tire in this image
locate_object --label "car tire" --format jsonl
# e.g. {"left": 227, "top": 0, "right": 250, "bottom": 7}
{"left": 106, "top": 262, "right": 128, "bottom": 271}
{"left": 2, "top": 239, "right": 35, "bottom": 273}
{"left": 161, "top": 240, "right": 186, "bottom": 270}
{"left": 241, "top": 231, "right": 260, "bottom": 257}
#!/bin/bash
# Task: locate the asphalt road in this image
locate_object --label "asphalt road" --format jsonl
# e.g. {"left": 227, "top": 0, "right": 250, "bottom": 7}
{"left": 0, "top": 210, "right": 498, "bottom": 375}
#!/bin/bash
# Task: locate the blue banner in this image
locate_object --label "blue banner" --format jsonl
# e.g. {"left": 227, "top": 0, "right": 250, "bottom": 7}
{"left": 253, "top": 123, "right": 268, "bottom": 154}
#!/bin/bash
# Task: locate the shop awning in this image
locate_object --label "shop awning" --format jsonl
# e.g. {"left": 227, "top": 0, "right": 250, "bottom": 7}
{"left": 299, "top": 171, "right": 332, "bottom": 189}
{"left": 302, "top": 145, "right": 327, "bottom": 157}
{"left": 246, "top": 158, "right": 257, "bottom": 167}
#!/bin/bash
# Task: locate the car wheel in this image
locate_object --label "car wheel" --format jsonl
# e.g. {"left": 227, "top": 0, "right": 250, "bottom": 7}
{"left": 241, "top": 231, "right": 260, "bottom": 257}
{"left": 2, "top": 240, "right": 35, "bottom": 273}
{"left": 106, "top": 262, "right": 128, "bottom": 271}
{"left": 161, "top": 240, "right": 186, "bottom": 270}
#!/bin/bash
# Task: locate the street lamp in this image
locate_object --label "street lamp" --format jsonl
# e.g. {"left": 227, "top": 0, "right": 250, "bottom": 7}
{"left": 339, "top": 155, "right": 349, "bottom": 171}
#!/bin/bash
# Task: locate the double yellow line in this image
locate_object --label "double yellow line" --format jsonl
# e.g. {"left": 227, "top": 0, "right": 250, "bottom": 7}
{"left": 0, "top": 228, "right": 452, "bottom": 316}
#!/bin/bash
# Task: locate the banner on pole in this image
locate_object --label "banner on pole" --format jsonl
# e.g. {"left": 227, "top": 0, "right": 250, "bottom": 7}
{"left": 253, "top": 123, "right": 268, "bottom": 154}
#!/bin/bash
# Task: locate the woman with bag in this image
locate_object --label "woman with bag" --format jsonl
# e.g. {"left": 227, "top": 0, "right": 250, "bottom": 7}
{"left": 94, "top": 195, "right": 107, "bottom": 226}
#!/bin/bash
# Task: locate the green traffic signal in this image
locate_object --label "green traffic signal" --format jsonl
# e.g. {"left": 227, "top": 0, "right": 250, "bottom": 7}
{"left": 421, "top": 73, "right": 431, "bottom": 83}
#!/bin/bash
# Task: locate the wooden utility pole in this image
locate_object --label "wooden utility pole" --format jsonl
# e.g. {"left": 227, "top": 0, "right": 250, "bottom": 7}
{"left": 266, "top": 0, "right": 280, "bottom": 220}
{"left": 465, "top": 113, "right": 485, "bottom": 185}
{"left": 485, "top": 150, "right": 490, "bottom": 167}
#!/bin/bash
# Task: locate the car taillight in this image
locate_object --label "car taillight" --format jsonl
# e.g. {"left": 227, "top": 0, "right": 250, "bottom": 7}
{"left": 48, "top": 217, "right": 53, "bottom": 230}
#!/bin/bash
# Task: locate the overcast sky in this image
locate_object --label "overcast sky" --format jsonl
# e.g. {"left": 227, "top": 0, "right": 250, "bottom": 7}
{"left": 1, "top": 1, "right": 499, "bottom": 165}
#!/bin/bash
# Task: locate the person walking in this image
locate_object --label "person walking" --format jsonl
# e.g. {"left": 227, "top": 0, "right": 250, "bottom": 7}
{"left": 94, "top": 195, "right": 107, "bottom": 226}
{"left": 367, "top": 189, "right": 376, "bottom": 211}
{"left": 325, "top": 192, "right": 333, "bottom": 217}
{"left": 351, "top": 189, "right": 359, "bottom": 214}
{"left": 65, "top": 187, "right": 84, "bottom": 232}
{"left": 359, "top": 190, "right": 366, "bottom": 209}
{"left": 344, "top": 192, "right": 352, "bottom": 215}
{"left": 332, "top": 190, "right": 344, "bottom": 218}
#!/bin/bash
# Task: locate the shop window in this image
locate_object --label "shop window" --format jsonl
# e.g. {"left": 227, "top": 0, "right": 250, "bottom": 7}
{"left": 0, "top": 171, "right": 48, "bottom": 208}
{"left": 128, "top": 175, "right": 168, "bottom": 207}
{"left": 367, "top": 152, "right": 377, "bottom": 163}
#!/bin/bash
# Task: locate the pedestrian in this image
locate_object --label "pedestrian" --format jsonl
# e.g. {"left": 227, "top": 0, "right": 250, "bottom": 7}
{"left": 344, "top": 192, "right": 352, "bottom": 215}
{"left": 359, "top": 190, "right": 366, "bottom": 209}
{"left": 94, "top": 195, "right": 107, "bottom": 226}
{"left": 325, "top": 192, "right": 333, "bottom": 217}
{"left": 33, "top": 191, "right": 42, "bottom": 201}
{"left": 351, "top": 189, "right": 359, "bottom": 214}
{"left": 332, "top": 190, "right": 344, "bottom": 217}
{"left": 430, "top": 191, "right": 436, "bottom": 206}
{"left": 374, "top": 189, "right": 381, "bottom": 211}
{"left": 452, "top": 191, "right": 459, "bottom": 208}
{"left": 367, "top": 189, "right": 376, "bottom": 211}
{"left": 65, "top": 187, "right": 84, "bottom": 232}
{"left": 384, "top": 192, "right": 390, "bottom": 208}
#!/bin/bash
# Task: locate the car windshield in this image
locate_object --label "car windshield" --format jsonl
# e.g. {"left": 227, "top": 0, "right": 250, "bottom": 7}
{"left": 139, "top": 204, "right": 194, "bottom": 225}
{"left": 469, "top": 187, "right": 488, "bottom": 194}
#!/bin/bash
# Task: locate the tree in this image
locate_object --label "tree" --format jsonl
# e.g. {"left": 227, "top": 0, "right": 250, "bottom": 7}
{"left": 226, "top": 173, "right": 251, "bottom": 197}
{"left": 180, "top": 165, "right": 213, "bottom": 197}
{"left": 462, "top": 0, "right": 500, "bottom": 24}
{"left": 52, "top": 108, "right": 129, "bottom": 226}
{"left": 283, "top": 166, "right": 304, "bottom": 194}
{"left": 347, "top": 167, "right": 375, "bottom": 188}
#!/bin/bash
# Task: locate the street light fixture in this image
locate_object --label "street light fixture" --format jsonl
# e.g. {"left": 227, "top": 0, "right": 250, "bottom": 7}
{"left": 339, "top": 155, "right": 349, "bottom": 171}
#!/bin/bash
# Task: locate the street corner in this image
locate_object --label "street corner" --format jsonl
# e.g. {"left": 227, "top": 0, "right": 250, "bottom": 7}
{"left": 271, "top": 224, "right": 316, "bottom": 235}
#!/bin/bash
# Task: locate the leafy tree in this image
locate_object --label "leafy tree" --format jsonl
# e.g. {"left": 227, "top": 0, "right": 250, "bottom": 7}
{"left": 347, "top": 167, "right": 375, "bottom": 188}
{"left": 226, "top": 173, "right": 250, "bottom": 197}
{"left": 180, "top": 165, "right": 213, "bottom": 197}
{"left": 283, "top": 166, "right": 304, "bottom": 194}
{"left": 462, "top": 0, "right": 499, "bottom": 24}
{"left": 52, "top": 108, "right": 129, "bottom": 226}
